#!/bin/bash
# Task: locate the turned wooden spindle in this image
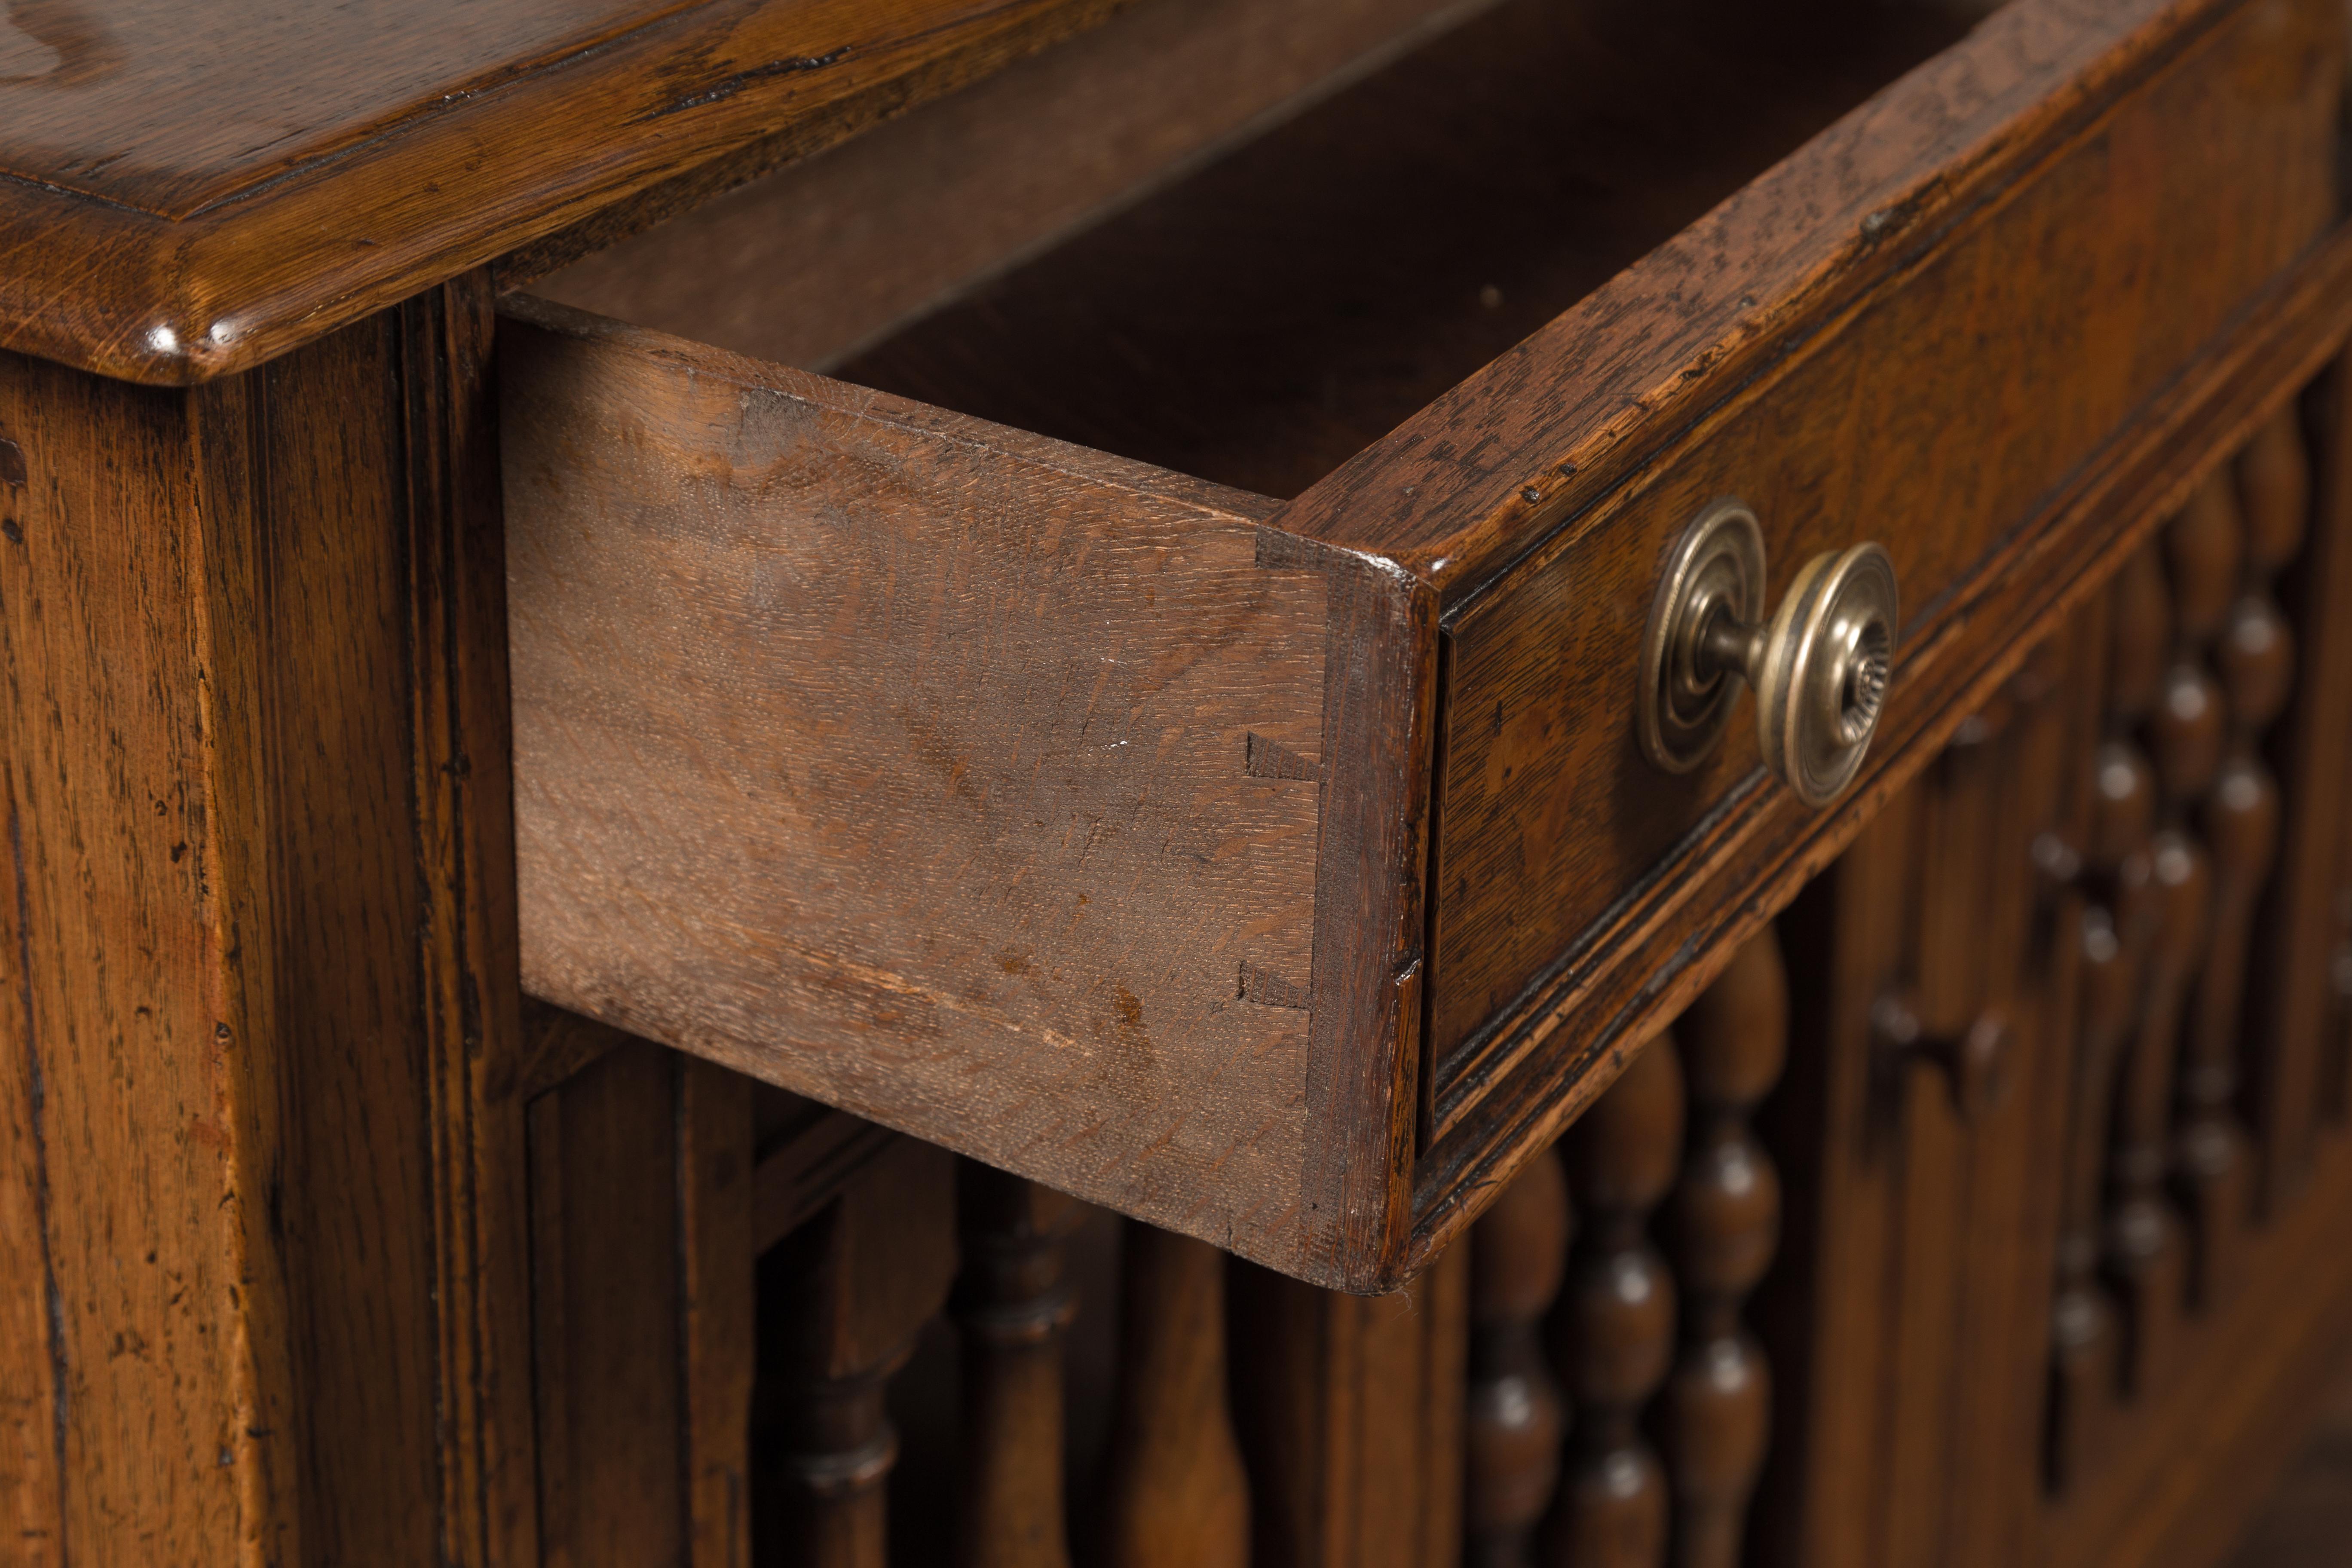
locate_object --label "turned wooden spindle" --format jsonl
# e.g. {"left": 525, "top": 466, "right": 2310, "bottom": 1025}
{"left": 1466, "top": 1145, "right": 1573, "bottom": 1568}
{"left": 1544, "top": 1036, "right": 1685, "bottom": 1568}
{"left": 756, "top": 1140, "right": 958, "bottom": 1568}
{"left": 2046, "top": 733, "right": 2157, "bottom": 1488}
{"left": 1662, "top": 932, "right": 1788, "bottom": 1568}
{"left": 1101, "top": 1222, "right": 1250, "bottom": 1568}
{"left": 955, "top": 1166, "right": 1083, "bottom": 1568}
{"left": 2168, "top": 419, "right": 2306, "bottom": 1305}
{"left": 2112, "top": 480, "right": 2242, "bottom": 1371}
{"left": 2238, "top": 406, "right": 2311, "bottom": 567}
{"left": 2107, "top": 544, "right": 2174, "bottom": 721}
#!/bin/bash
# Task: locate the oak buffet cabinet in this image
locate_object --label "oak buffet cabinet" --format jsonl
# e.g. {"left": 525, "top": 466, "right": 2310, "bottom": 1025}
{"left": 5, "top": 0, "right": 2352, "bottom": 1565}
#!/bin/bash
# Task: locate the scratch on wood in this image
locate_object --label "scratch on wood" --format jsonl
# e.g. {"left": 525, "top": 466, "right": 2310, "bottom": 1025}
{"left": 643, "top": 47, "right": 855, "bottom": 119}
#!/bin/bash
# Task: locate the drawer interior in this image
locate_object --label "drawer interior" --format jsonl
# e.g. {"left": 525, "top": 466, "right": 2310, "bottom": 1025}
{"left": 542, "top": 0, "right": 1994, "bottom": 502}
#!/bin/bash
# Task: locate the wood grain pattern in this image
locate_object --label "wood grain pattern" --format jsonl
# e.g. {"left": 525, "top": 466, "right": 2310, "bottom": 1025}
{"left": 528, "top": 1045, "right": 758, "bottom": 1568}
{"left": 758, "top": 1138, "right": 957, "bottom": 1567}
{"left": 835, "top": 0, "right": 1977, "bottom": 501}
{"left": 530, "top": 1042, "right": 694, "bottom": 1568}
{"left": 0, "top": 282, "right": 533, "bottom": 1562}
{"left": 954, "top": 1167, "right": 1081, "bottom": 1568}
{"left": 503, "top": 297, "right": 1442, "bottom": 1288}
{"left": 530, "top": 0, "right": 1504, "bottom": 373}
{"left": 1424, "top": 0, "right": 2342, "bottom": 1136}
{"left": 506, "top": 0, "right": 2343, "bottom": 1294}
{"left": 1101, "top": 1224, "right": 1251, "bottom": 1568}
{"left": 1230, "top": 1247, "right": 1469, "bottom": 1568}
{"left": 1410, "top": 182, "right": 2352, "bottom": 1286}
{"left": 0, "top": 0, "right": 1136, "bottom": 383}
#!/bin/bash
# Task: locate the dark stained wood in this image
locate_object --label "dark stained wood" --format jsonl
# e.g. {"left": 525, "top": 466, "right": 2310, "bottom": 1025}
{"left": 1943, "top": 654, "right": 2085, "bottom": 1568}
{"left": 1663, "top": 933, "right": 1788, "bottom": 1568}
{"left": 1544, "top": 1038, "right": 1682, "bottom": 1568}
{"left": 758, "top": 1138, "right": 957, "bottom": 1568}
{"left": 684, "top": 1060, "right": 760, "bottom": 1568}
{"left": 505, "top": 2, "right": 2351, "bottom": 1295}
{"left": 0, "top": 0, "right": 1139, "bottom": 383}
{"left": 531, "top": 0, "right": 1505, "bottom": 373}
{"left": 2246, "top": 370, "right": 2352, "bottom": 1208}
{"left": 1230, "top": 1248, "right": 1470, "bottom": 1568}
{"left": 2177, "top": 459, "right": 2291, "bottom": 1311}
{"left": 753, "top": 1100, "right": 905, "bottom": 1257}
{"left": 1420, "top": 0, "right": 2341, "bottom": 1154}
{"left": 0, "top": 282, "right": 534, "bottom": 1561}
{"left": 1749, "top": 799, "right": 1920, "bottom": 1568}
{"left": 2049, "top": 600, "right": 2138, "bottom": 1496}
{"left": 954, "top": 1168, "right": 1081, "bottom": 1568}
{"left": 527, "top": 1038, "right": 759, "bottom": 1568}
{"left": 1754, "top": 624, "right": 2088, "bottom": 1568}
{"left": 2038, "top": 1133, "right": 2352, "bottom": 1568}
{"left": 1101, "top": 1224, "right": 1251, "bottom": 1568}
{"left": 839, "top": 0, "right": 1979, "bottom": 501}
{"left": 1464, "top": 1145, "right": 1570, "bottom": 1568}
{"left": 1410, "top": 185, "right": 2352, "bottom": 1287}
{"left": 2108, "top": 527, "right": 2207, "bottom": 1387}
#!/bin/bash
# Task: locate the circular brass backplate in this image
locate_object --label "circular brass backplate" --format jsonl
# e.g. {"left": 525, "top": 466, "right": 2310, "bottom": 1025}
{"left": 1639, "top": 499, "right": 1767, "bottom": 773}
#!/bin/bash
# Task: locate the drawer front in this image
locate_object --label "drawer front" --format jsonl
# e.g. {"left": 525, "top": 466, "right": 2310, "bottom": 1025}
{"left": 506, "top": 0, "right": 2346, "bottom": 1290}
{"left": 1421, "top": 0, "right": 2344, "bottom": 1148}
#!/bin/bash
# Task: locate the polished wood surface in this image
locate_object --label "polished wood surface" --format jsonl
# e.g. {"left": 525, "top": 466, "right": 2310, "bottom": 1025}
{"left": 1464, "top": 1147, "right": 1569, "bottom": 1568}
{"left": 1418, "top": 0, "right": 2338, "bottom": 1166}
{"left": 530, "top": 1040, "right": 758, "bottom": 1568}
{"left": 1549, "top": 1038, "right": 1682, "bottom": 1566}
{"left": 1101, "top": 1225, "right": 1251, "bottom": 1568}
{"left": 501, "top": 0, "right": 2347, "bottom": 1292}
{"left": 0, "top": 281, "right": 534, "bottom": 1562}
{"left": 954, "top": 1169, "right": 1081, "bottom": 1568}
{"left": 1664, "top": 934, "right": 1787, "bottom": 1568}
{"left": 1229, "top": 1249, "right": 1469, "bottom": 1568}
{"left": 0, "top": 0, "right": 1127, "bottom": 383}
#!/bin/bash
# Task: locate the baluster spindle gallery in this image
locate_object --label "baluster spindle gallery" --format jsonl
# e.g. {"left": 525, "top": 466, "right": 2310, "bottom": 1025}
{"left": 756, "top": 1140, "right": 958, "bottom": 1568}
{"left": 1102, "top": 1223, "right": 1251, "bottom": 1568}
{"left": 2167, "top": 432, "right": 2294, "bottom": 1304}
{"left": 1545, "top": 1036, "right": 1685, "bottom": 1568}
{"left": 1663, "top": 931, "right": 1788, "bottom": 1568}
{"left": 955, "top": 1165, "right": 1082, "bottom": 1568}
{"left": 2046, "top": 719, "right": 2156, "bottom": 1487}
{"left": 1467, "top": 1145, "right": 1573, "bottom": 1568}
{"left": 2105, "top": 532, "right": 2201, "bottom": 1396}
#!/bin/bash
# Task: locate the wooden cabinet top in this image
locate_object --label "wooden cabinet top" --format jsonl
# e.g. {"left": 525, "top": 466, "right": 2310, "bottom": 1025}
{"left": 0, "top": 0, "right": 1116, "bottom": 385}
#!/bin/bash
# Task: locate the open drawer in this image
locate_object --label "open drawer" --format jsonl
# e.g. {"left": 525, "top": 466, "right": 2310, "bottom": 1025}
{"left": 502, "top": 0, "right": 2344, "bottom": 1290}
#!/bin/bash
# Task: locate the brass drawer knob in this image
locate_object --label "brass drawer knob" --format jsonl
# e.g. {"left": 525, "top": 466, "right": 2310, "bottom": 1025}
{"left": 1639, "top": 498, "right": 1900, "bottom": 806}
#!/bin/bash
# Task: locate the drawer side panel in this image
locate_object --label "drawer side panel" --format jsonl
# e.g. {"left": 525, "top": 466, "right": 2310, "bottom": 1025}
{"left": 504, "top": 308, "right": 1330, "bottom": 1260}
